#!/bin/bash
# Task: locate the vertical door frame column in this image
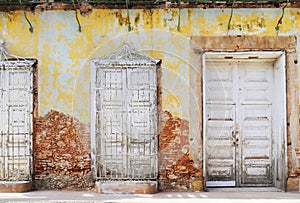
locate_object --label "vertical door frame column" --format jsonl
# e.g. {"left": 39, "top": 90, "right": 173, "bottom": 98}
{"left": 190, "top": 36, "right": 298, "bottom": 191}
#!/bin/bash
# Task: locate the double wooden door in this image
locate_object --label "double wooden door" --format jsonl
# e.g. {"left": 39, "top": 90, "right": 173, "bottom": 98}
{"left": 205, "top": 60, "right": 274, "bottom": 187}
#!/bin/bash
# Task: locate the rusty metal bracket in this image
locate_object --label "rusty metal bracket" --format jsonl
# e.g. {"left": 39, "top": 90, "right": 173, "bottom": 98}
{"left": 275, "top": 0, "right": 288, "bottom": 34}
{"left": 75, "top": 9, "right": 82, "bottom": 32}
{"left": 71, "top": 0, "right": 81, "bottom": 32}
{"left": 24, "top": 11, "right": 33, "bottom": 33}
{"left": 227, "top": 0, "right": 235, "bottom": 31}
{"left": 126, "top": 0, "right": 131, "bottom": 32}
{"left": 177, "top": 0, "right": 181, "bottom": 32}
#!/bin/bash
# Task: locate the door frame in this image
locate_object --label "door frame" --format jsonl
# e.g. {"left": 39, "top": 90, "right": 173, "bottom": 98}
{"left": 202, "top": 51, "right": 287, "bottom": 188}
{"left": 90, "top": 54, "right": 161, "bottom": 181}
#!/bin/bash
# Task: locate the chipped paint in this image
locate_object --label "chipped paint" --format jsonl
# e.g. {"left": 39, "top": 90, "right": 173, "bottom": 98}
{"left": 0, "top": 8, "right": 300, "bottom": 123}
{"left": 158, "top": 111, "right": 201, "bottom": 191}
{"left": 2, "top": 8, "right": 300, "bottom": 191}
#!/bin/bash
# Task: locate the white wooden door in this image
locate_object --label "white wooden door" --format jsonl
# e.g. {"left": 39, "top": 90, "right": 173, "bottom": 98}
{"left": 0, "top": 63, "right": 33, "bottom": 181}
{"left": 205, "top": 59, "right": 274, "bottom": 187}
{"left": 239, "top": 62, "right": 273, "bottom": 186}
{"left": 126, "top": 68, "right": 158, "bottom": 178}
{"left": 93, "top": 66, "right": 158, "bottom": 180}
{"left": 205, "top": 62, "right": 237, "bottom": 187}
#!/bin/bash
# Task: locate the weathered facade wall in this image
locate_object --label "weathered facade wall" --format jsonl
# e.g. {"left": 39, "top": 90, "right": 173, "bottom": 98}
{"left": 1, "top": 7, "right": 300, "bottom": 191}
{"left": 158, "top": 111, "right": 202, "bottom": 191}
{"left": 3, "top": 8, "right": 300, "bottom": 122}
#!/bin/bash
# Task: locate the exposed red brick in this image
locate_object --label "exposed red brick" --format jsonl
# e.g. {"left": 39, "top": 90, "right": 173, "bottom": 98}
{"left": 79, "top": 2, "right": 93, "bottom": 16}
{"left": 158, "top": 111, "right": 201, "bottom": 191}
{"left": 159, "top": 111, "right": 180, "bottom": 151}
{"left": 1, "top": 2, "right": 299, "bottom": 12}
{"left": 33, "top": 110, "right": 93, "bottom": 190}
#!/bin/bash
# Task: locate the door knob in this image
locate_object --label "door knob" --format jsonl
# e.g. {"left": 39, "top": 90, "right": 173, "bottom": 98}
{"left": 232, "top": 130, "right": 238, "bottom": 135}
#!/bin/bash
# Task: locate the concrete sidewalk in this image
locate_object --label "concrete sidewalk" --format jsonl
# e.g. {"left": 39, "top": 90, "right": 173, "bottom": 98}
{"left": 1, "top": 189, "right": 300, "bottom": 203}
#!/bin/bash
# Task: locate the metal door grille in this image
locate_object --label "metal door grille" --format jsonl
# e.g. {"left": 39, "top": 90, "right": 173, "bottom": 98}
{"left": 91, "top": 44, "right": 160, "bottom": 180}
{"left": 0, "top": 61, "right": 34, "bottom": 181}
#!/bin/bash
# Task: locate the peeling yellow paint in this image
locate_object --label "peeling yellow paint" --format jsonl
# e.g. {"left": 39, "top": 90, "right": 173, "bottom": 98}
{"left": 1, "top": 8, "right": 299, "bottom": 122}
{"left": 164, "top": 92, "right": 181, "bottom": 118}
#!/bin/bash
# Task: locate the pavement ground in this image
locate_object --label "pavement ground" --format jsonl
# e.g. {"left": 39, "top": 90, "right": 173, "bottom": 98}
{"left": 1, "top": 188, "right": 300, "bottom": 203}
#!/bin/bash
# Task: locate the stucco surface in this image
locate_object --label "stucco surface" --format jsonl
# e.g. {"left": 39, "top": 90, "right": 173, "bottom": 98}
{"left": 1, "top": 8, "right": 299, "bottom": 123}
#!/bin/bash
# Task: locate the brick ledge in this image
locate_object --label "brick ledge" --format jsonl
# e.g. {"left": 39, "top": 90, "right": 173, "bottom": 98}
{"left": 287, "top": 178, "right": 300, "bottom": 192}
{"left": 0, "top": 181, "right": 32, "bottom": 193}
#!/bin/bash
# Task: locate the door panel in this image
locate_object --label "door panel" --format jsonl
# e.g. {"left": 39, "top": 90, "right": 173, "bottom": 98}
{"left": 239, "top": 62, "right": 273, "bottom": 105}
{"left": 95, "top": 67, "right": 157, "bottom": 180}
{"left": 97, "top": 69, "right": 127, "bottom": 177}
{"left": 205, "top": 62, "right": 236, "bottom": 105}
{"left": 205, "top": 59, "right": 274, "bottom": 187}
{"left": 206, "top": 104, "right": 236, "bottom": 186}
{"left": 205, "top": 62, "right": 237, "bottom": 186}
{"left": 240, "top": 104, "right": 272, "bottom": 185}
{"left": 239, "top": 62, "right": 273, "bottom": 185}
{"left": 0, "top": 66, "right": 33, "bottom": 181}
